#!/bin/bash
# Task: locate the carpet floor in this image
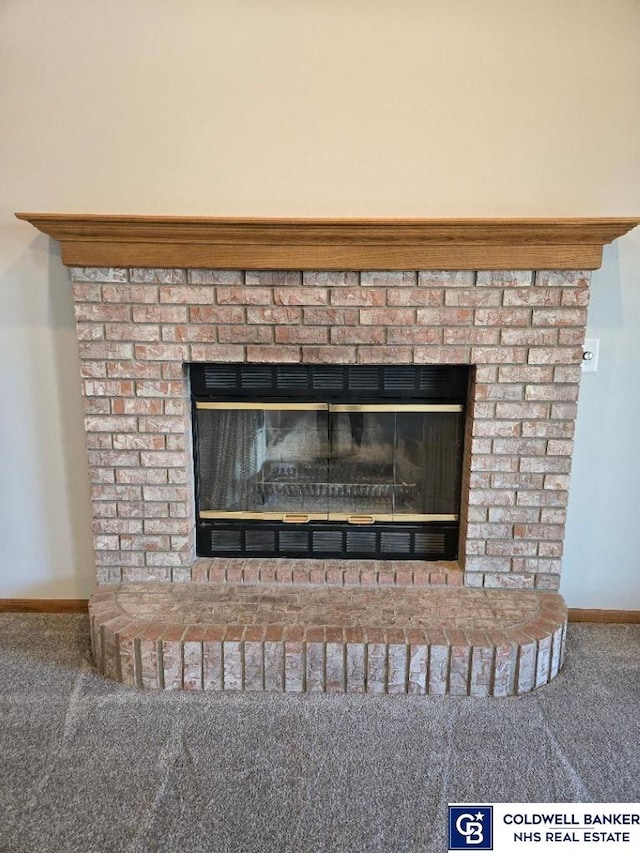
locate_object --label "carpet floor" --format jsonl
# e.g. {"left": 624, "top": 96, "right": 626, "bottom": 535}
{"left": 0, "top": 615, "right": 638, "bottom": 853}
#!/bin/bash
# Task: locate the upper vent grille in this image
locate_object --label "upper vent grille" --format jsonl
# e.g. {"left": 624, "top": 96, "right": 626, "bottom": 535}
{"left": 192, "top": 364, "right": 468, "bottom": 401}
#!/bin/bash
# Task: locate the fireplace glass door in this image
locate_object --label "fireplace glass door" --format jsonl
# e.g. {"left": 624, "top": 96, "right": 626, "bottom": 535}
{"left": 195, "top": 402, "right": 463, "bottom": 523}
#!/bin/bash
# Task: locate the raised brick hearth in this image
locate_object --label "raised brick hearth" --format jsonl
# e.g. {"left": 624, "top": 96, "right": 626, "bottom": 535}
{"left": 90, "top": 580, "right": 567, "bottom": 696}
{"left": 21, "top": 214, "right": 639, "bottom": 694}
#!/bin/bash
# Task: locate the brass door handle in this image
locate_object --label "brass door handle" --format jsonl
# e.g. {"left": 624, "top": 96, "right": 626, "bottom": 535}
{"left": 347, "top": 515, "right": 375, "bottom": 525}
{"left": 282, "top": 513, "right": 310, "bottom": 524}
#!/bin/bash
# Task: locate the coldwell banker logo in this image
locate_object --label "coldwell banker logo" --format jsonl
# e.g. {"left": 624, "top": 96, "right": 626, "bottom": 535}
{"left": 448, "top": 806, "right": 493, "bottom": 850}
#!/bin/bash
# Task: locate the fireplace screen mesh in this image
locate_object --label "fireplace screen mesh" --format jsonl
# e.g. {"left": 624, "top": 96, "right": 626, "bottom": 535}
{"left": 195, "top": 404, "right": 463, "bottom": 521}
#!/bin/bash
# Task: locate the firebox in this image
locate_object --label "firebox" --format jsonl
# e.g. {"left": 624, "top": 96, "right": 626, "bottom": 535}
{"left": 190, "top": 364, "right": 469, "bottom": 560}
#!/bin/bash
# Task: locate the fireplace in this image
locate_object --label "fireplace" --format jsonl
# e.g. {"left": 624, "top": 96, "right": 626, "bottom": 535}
{"left": 192, "top": 363, "right": 468, "bottom": 560}
{"left": 15, "top": 214, "right": 639, "bottom": 694}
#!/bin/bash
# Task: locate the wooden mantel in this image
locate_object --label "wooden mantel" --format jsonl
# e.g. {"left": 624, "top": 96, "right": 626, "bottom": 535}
{"left": 15, "top": 213, "right": 639, "bottom": 270}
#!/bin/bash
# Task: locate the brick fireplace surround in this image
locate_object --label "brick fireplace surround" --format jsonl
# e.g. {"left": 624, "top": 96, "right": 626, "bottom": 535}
{"left": 18, "top": 215, "right": 639, "bottom": 695}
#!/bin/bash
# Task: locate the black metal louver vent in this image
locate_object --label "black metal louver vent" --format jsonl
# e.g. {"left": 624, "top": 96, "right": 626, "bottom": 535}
{"left": 276, "top": 366, "right": 309, "bottom": 391}
{"left": 346, "top": 531, "right": 377, "bottom": 553}
{"left": 311, "top": 530, "right": 343, "bottom": 553}
{"left": 414, "top": 532, "right": 447, "bottom": 552}
{"left": 240, "top": 365, "right": 274, "bottom": 390}
{"left": 278, "top": 530, "right": 310, "bottom": 552}
{"left": 347, "top": 366, "right": 380, "bottom": 391}
{"left": 209, "top": 530, "right": 242, "bottom": 552}
{"left": 198, "top": 522, "right": 457, "bottom": 560}
{"left": 203, "top": 364, "right": 237, "bottom": 390}
{"left": 191, "top": 363, "right": 468, "bottom": 402}
{"left": 380, "top": 531, "right": 412, "bottom": 554}
{"left": 245, "top": 530, "right": 276, "bottom": 552}
{"left": 312, "top": 366, "right": 344, "bottom": 391}
{"left": 383, "top": 366, "right": 417, "bottom": 393}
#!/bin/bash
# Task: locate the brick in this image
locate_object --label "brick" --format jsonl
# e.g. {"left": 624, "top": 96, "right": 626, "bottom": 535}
{"left": 519, "top": 454, "right": 571, "bottom": 473}
{"left": 473, "top": 419, "right": 521, "bottom": 436}
{"left": 132, "top": 305, "right": 188, "bottom": 323}
{"left": 536, "top": 270, "right": 590, "bottom": 288}
{"left": 502, "top": 288, "right": 560, "bottom": 306}
{"left": 560, "top": 288, "right": 590, "bottom": 307}
{"left": 131, "top": 268, "right": 186, "bottom": 283}
{"left": 72, "top": 283, "right": 102, "bottom": 301}
{"left": 414, "top": 346, "right": 470, "bottom": 364}
{"left": 358, "top": 346, "right": 412, "bottom": 364}
{"left": 493, "top": 438, "right": 547, "bottom": 456}
{"left": 160, "top": 286, "right": 215, "bottom": 304}
{"left": 494, "top": 402, "right": 549, "bottom": 419}
{"left": 532, "top": 308, "right": 588, "bottom": 327}
{"left": 85, "top": 415, "right": 137, "bottom": 433}
{"left": 83, "top": 380, "right": 135, "bottom": 398}
{"left": 550, "top": 402, "right": 578, "bottom": 419}
{"left": 103, "top": 284, "right": 161, "bottom": 304}
{"left": 471, "top": 346, "right": 527, "bottom": 364}
{"left": 525, "top": 384, "right": 579, "bottom": 402}
{"left": 528, "top": 347, "right": 582, "bottom": 365}
{"left": 105, "top": 323, "right": 161, "bottom": 342}
{"left": 418, "top": 271, "right": 474, "bottom": 287}
{"left": 517, "top": 489, "right": 568, "bottom": 507}
{"left": 475, "top": 383, "right": 522, "bottom": 403}
{"left": 443, "top": 328, "right": 499, "bottom": 345}
{"left": 135, "top": 381, "right": 184, "bottom": 398}
{"left": 72, "top": 267, "right": 128, "bottom": 282}
{"left": 161, "top": 325, "right": 217, "bottom": 343}
{"left": 498, "top": 366, "right": 553, "bottom": 383}
{"left": 81, "top": 362, "right": 108, "bottom": 378}
{"left": 247, "top": 306, "right": 302, "bottom": 324}
{"left": 475, "top": 308, "right": 531, "bottom": 327}
{"left": 476, "top": 271, "right": 532, "bottom": 287}
{"left": 113, "top": 434, "right": 165, "bottom": 450}
{"left": 331, "top": 326, "right": 385, "bottom": 344}
{"left": 388, "top": 289, "right": 443, "bottom": 306}
{"left": 216, "top": 286, "right": 272, "bottom": 305}
{"left": 362, "top": 271, "right": 416, "bottom": 287}
{"left": 514, "top": 523, "right": 563, "bottom": 541}
{"left": 470, "top": 455, "right": 519, "bottom": 472}
{"left": 387, "top": 328, "right": 441, "bottom": 344}
{"left": 444, "top": 289, "right": 500, "bottom": 307}
{"left": 75, "top": 304, "right": 131, "bottom": 323}
{"left": 106, "top": 361, "right": 162, "bottom": 379}
{"left": 189, "top": 306, "right": 245, "bottom": 324}
{"left": 302, "top": 307, "right": 358, "bottom": 325}
{"left": 275, "top": 287, "right": 328, "bottom": 306}
{"left": 246, "top": 271, "right": 301, "bottom": 287}
{"left": 140, "top": 451, "right": 186, "bottom": 468}
{"left": 416, "top": 307, "right": 472, "bottom": 326}
{"left": 77, "top": 323, "right": 105, "bottom": 341}
{"left": 554, "top": 365, "right": 582, "bottom": 383}
{"left": 190, "top": 344, "right": 244, "bottom": 362}
{"left": 218, "top": 326, "right": 272, "bottom": 343}
{"left": 246, "top": 346, "right": 300, "bottom": 362}
{"left": 501, "top": 328, "right": 558, "bottom": 346}
{"left": 558, "top": 328, "right": 586, "bottom": 345}
{"left": 303, "top": 271, "right": 359, "bottom": 288}
{"left": 361, "top": 308, "right": 415, "bottom": 325}
{"left": 187, "top": 270, "right": 243, "bottom": 285}
{"left": 276, "top": 326, "right": 328, "bottom": 344}
{"left": 133, "top": 344, "right": 189, "bottom": 362}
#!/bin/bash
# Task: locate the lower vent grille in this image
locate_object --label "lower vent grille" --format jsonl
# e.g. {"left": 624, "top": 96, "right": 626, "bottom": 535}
{"left": 199, "top": 522, "right": 458, "bottom": 560}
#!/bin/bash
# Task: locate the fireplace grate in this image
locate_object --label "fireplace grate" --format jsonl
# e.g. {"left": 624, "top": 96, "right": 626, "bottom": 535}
{"left": 200, "top": 521, "right": 456, "bottom": 560}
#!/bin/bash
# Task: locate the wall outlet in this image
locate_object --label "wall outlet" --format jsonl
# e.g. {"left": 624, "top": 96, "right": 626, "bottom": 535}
{"left": 582, "top": 338, "right": 600, "bottom": 373}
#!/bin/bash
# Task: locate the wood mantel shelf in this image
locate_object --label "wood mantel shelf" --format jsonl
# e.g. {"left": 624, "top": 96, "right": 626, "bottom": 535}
{"left": 15, "top": 213, "right": 639, "bottom": 270}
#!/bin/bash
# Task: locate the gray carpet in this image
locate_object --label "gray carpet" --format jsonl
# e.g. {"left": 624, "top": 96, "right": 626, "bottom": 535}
{"left": 0, "top": 616, "right": 638, "bottom": 853}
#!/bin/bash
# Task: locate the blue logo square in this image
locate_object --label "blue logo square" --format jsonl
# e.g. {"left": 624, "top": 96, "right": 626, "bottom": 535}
{"left": 448, "top": 806, "right": 493, "bottom": 850}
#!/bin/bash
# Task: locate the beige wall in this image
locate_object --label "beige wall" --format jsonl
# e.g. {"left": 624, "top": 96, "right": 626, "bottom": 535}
{"left": 1, "top": 1, "right": 639, "bottom": 603}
